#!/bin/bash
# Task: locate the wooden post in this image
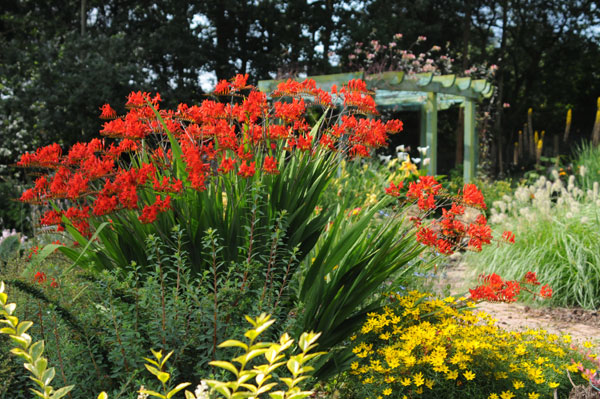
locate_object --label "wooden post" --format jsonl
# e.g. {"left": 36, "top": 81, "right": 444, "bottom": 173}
{"left": 463, "top": 100, "right": 476, "bottom": 182}
{"left": 420, "top": 105, "right": 427, "bottom": 148}
{"left": 426, "top": 92, "right": 438, "bottom": 175}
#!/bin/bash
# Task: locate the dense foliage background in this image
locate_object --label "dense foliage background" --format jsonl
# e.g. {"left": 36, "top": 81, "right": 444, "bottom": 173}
{"left": 2, "top": 0, "right": 600, "bottom": 232}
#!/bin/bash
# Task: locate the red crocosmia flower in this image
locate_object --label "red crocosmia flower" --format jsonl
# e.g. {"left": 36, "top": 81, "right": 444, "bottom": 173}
{"left": 218, "top": 157, "right": 236, "bottom": 174}
{"left": 17, "top": 143, "right": 62, "bottom": 168}
{"left": 343, "top": 91, "right": 378, "bottom": 114}
{"left": 214, "top": 79, "right": 231, "bottom": 95}
{"left": 274, "top": 98, "right": 306, "bottom": 122}
{"left": 152, "top": 176, "right": 183, "bottom": 193}
{"left": 93, "top": 194, "right": 119, "bottom": 216}
{"left": 436, "top": 238, "right": 453, "bottom": 255}
{"left": 407, "top": 176, "right": 442, "bottom": 211}
{"left": 50, "top": 278, "right": 59, "bottom": 288}
{"left": 540, "top": 284, "right": 553, "bottom": 298}
{"left": 66, "top": 173, "right": 90, "bottom": 199}
{"left": 238, "top": 161, "right": 256, "bottom": 178}
{"left": 385, "top": 182, "right": 403, "bottom": 197}
{"left": 385, "top": 119, "right": 404, "bottom": 134}
{"left": 344, "top": 79, "right": 368, "bottom": 93}
{"left": 462, "top": 184, "right": 487, "bottom": 209}
{"left": 231, "top": 73, "right": 250, "bottom": 90}
{"left": 475, "top": 214, "right": 487, "bottom": 225}
{"left": 40, "top": 210, "right": 63, "bottom": 227}
{"left": 99, "top": 104, "right": 117, "bottom": 119}
{"left": 263, "top": 156, "right": 279, "bottom": 175}
{"left": 448, "top": 203, "right": 465, "bottom": 215}
{"left": 296, "top": 134, "right": 312, "bottom": 151}
{"left": 125, "top": 91, "right": 151, "bottom": 109}
{"left": 350, "top": 144, "right": 370, "bottom": 158}
{"left": 268, "top": 125, "right": 289, "bottom": 140}
{"left": 416, "top": 227, "right": 437, "bottom": 246}
{"left": 138, "top": 195, "right": 171, "bottom": 224}
{"left": 34, "top": 271, "right": 47, "bottom": 284}
{"left": 319, "top": 134, "right": 336, "bottom": 151}
{"left": 100, "top": 118, "right": 126, "bottom": 138}
{"left": 524, "top": 271, "right": 540, "bottom": 285}
{"left": 502, "top": 230, "right": 515, "bottom": 244}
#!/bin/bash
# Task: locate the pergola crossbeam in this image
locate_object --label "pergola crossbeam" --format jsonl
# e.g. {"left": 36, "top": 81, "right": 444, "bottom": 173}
{"left": 258, "top": 72, "right": 493, "bottom": 182}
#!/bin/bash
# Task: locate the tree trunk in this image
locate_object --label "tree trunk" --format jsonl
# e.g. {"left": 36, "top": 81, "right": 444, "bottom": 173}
{"left": 80, "top": 0, "right": 86, "bottom": 35}
{"left": 455, "top": 0, "right": 471, "bottom": 168}
{"left": 494, "top": 0, "right": 508, "bottom": 176}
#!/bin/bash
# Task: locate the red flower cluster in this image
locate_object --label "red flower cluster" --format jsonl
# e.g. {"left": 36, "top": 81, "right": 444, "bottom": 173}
{"left": 33, "top": 271, "right": 59, "bottom": 288}
{"left": 139, "top": 195, "right": 171, "bottom": 224}
{"left": 387, "top": 176, "right": 502, "bottom": 255}
{"left": 18, "top": 75, "right": 398, "bottom": 237}
{"left": 469, "top": 272, "right": 552, "bottom": 302}
{"left": 384, "top": 182, "right": 403, "bottom": 197}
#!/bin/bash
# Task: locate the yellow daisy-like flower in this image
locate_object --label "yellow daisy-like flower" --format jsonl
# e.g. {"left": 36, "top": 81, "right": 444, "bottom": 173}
{"left": 413, "top": 372, "right": 425, "bottom": 387}
{"left": 446, "top": 370, "right": 459, "bottom": 380}
{"left": 500, "top": 391, "right": 515, "bottom": 399}
{"left": 488, "top": 394, "right": 499, "bottom": 399}
{"left": 528, "top": 393, "right": 540, "bottom": 399}
{"left": 463, "top": 370, "right": 475, "bottom": 381}
{"left": 562, "top": 334, "right": 572, "bottom": 343}
{"left": 400, "top": 377, "right": 411, "bottom": 386}
{"left": 425, "top": 379, "right": 434, "bottom": 389}
{"left": 566, "top": 362, "right": 580, "bottom": 373}
{"left": 548, "top": 382, "right": 559, "bottom": 389}
{"left": 583, "top": 341, "right": 594, "bottom": 349}
{"left": 512, "top": 380, "right": 524, "bottom": 390}
{"left": 382, "top": 388, "right": 392, "bottom": 396}
{"left": 415, "top": 387, "right": 423, "bottom": 394}
{"left": 351, "top": 361, "right": 359, "bottom": 370}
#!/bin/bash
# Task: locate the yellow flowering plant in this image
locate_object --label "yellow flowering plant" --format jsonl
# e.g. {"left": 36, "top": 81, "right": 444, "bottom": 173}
{"left": 342, "top": 290, "right": 598, "bottom": 399}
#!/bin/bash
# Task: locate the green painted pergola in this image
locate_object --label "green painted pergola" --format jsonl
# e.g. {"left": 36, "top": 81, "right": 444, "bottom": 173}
{"left": 258, "top": 71, "right": 493, "bottom": 182}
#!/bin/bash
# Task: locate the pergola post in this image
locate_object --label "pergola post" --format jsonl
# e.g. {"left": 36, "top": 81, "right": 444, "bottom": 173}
{"left": 463, "top": 99, "right": 477, "bottom": 182}
{"left": 425, "top": 92, "right": 438, "bottom": 175}
{"left": 419, "top": 105, "right": 427, "bottom": 148}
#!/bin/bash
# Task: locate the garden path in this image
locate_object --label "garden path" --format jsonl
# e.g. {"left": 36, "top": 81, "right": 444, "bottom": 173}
{"left": 439, "top": 259, "right": 600, "bottom": 350}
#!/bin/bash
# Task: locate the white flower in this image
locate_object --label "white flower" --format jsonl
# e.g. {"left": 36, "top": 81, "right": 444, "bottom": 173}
{"left": 417, "top": 146, "right": 429, "bottom": 157}
{"left": 422, "top": 158, "right": 430, "bottom": 166}
{"left": 378, "top": 154, "right": 392, "bottom": 163}
{"left": 195, "top": 381, "right": 210, "bottom": 399}
{"left": 412, "top": 157, "right": 421, "bottom": 164}
{"left": 137, "top": 386, "right": 149, "bottom": 399}
{"left": 397, "top": 152, "right": 408, "bottom": 161}
{"left": 396, "top": 144, "right": 405, "bottom": 153}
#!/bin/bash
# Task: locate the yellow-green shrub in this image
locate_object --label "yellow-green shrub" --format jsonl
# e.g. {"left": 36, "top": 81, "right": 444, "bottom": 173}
{"left": 343, "top": 290, "right": 598, "bottom": 399}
